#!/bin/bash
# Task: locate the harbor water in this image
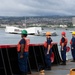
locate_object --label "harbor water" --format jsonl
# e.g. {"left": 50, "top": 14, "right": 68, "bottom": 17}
{"left": 0, "top": 28, "right": 74, "bottom": 60}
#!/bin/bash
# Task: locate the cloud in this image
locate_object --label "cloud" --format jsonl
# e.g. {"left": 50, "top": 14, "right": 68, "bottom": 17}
{"left": 0, "top": 0, "right": 75, "bottom": 16}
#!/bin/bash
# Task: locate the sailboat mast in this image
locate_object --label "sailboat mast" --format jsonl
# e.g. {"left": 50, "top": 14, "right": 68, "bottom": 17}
{"left": 25, "top": 17, "right": 26, "bottom": 28}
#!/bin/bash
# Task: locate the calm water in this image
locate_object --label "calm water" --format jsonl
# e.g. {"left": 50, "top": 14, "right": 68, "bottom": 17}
{"left": 0, "top": 28, "right": 74, "bottom": 59}
{"left": 0, "top": 28, "right": 73, "bottom": 45}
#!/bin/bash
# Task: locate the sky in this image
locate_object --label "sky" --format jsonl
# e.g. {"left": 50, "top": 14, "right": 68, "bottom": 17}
{"left": 0, "top": 0, "right": 75, "bottom": 16}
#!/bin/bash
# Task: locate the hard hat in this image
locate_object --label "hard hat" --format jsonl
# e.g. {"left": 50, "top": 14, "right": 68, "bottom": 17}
{"left": 46, "top": 32, "right": 51, "bottom": 36}
{"left": 21, "top": 30, "right": 27, "bottom": 34}
{"left": 68, "top": 68, "right": 75, "bottom": 75}
{"left": 40, "top": 70, "right": 45, "bottom": 73}
{"left": 61, "top": 31, "right": 66, "bottom": 35}
{"left": 72, "top": 31, "right": 75, "bottom": 35}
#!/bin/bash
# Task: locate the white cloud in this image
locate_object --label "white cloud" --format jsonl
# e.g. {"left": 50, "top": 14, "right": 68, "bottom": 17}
{"left": 0, "top": 0, "right": 75, "bottom": 16}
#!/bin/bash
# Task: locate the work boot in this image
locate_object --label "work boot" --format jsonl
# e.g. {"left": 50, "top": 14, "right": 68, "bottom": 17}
{"left": 63, "top": 62, "right": 66, "bottom": 65}
{"left": 45, "top": 66, "right": 51, "bottom": 70}
{"left": 60, "top": 61, "right": 66, "bottom": 65}
{"left": 21, "top": 72, "right": 27, "bottom": 75}
{"left": 71, "top": 60, "right": 75, "bottom": 62}
{"left": 27, "top": 71, "right": 31, "bottom": 74}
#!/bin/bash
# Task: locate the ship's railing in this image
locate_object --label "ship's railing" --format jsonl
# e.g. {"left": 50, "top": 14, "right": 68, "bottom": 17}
{"left": 0, "top": 43, "right": 61, "bottom": 75}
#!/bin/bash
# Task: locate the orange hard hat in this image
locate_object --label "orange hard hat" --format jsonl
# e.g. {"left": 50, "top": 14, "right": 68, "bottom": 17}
{"left": 61, "top": 31, "right": 66, "bottom": 35}
{"left": 68, "top": 68, "right": 75, "bottom": 75}
{"left": 46, "top": 32, "right": 51, "bottom": 36}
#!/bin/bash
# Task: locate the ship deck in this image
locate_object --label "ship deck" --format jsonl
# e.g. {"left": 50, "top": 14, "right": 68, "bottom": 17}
{"left": 28, "top": 60, "right": 74, "bottom": 75}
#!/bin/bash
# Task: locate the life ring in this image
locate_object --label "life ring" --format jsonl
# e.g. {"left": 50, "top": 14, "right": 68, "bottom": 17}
{"left": 50, "top": 52, "right": 54, "bottom": 63}
{"left": 66, "top": 46, "right": 70, "bottom": 52}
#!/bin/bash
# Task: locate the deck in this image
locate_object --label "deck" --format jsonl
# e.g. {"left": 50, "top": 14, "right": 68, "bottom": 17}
{"left": 28, "top": 60, "right": 75, "bottom": 75}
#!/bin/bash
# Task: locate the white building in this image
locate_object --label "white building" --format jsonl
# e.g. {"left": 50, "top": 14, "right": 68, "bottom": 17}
{"left": 72, "top": 17, "right": 75, "bottom": 26}
{"left": 59, "top": 25, "right": 67, "bottom": 28}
